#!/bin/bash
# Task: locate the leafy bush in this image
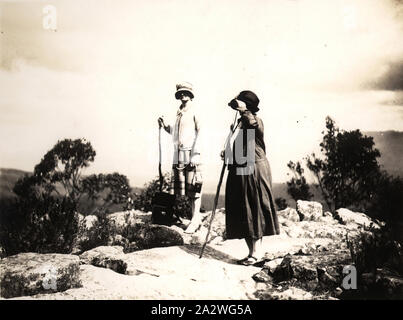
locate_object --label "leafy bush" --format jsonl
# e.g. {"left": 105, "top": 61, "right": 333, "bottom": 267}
{"left": 286, "top": 161, "right": 313, "bottom": 204}
{"left": 0, "top": 195, "right": 78, "bottom": 256}
{"left": 133, "top": 172, "right": 192, "bottom": 219}
{"left": 366, "top": 172, "right": 403, "bottom": 240}
{"left": 77, "top": 212, "right": 115, "bottom": 253}
{"left": 275, "top": 197, "right": 288, "bottom": 211}
{"left": 347, "top": 224, "right": 403, "bottom": 277}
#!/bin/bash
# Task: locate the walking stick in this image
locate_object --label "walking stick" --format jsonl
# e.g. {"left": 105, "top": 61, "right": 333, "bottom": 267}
{"left": 199, "top": 111, "right": 239, "bottom": 259}
{"left": 158, "top": 125, "right": 163, "bottom": 192}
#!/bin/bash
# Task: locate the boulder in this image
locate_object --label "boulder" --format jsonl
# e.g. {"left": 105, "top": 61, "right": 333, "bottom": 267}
{"left": 271, "top": 249, "right": 352, "bottom": 292}
{"left": 0, "top": 253, "right": 81, "bottom": 298}
{"left": 79, "top": 246, "right": 127, "bottom": 274}
{"left": 281, "top": 225, "right": 305, "bottom": 238}
{"left": 277, "top": 208, "right": 300, "bottom": 223}
{"left": 297, "top": 200, "right": 323, "bottom": 221}
{"left": 253, "top": 269, "right": 273, "bottom": 283}
{"left": 107, "top": 210, "right": 139, "bottom": 234}
{"left": 209, "top": 236, "right": 224, "bottom": 245}
{"left": 273, "top": 255, "right": 317, "bottom": 282}
{"left": 201, "top": 210, "right": 226, "bottom": 239}
{"left": 335, "top": 208, "right": 376, "bottom": 228}
{"left": 190, "top": 226, "right": 209, "bottom": 245}
{"left": 80, "top": 214, "right": 99, "bottom": 230}
{"left": 263, "top": 258, "right": 284, "bottom": 275}
{"left": 124, "top": 223, "right": 184, "bottom": 250}
{"left": 107, "top": 234, "right": 130, "bottom": 250}
{"left": 269, "top": 287, "right": 314, "bottom": 300}
{"left": 281, "top": 221, "right": 349, "bottom": 240}
{"left": 317, "top": 267, "right": 339, "bottom": 287}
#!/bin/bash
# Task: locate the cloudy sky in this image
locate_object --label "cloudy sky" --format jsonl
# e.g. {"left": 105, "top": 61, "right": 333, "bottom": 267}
{"left": 1, "top": 0, "right": 402, "bottom": 192}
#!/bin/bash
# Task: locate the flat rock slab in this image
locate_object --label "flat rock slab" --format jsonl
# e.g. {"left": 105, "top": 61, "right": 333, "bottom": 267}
{"left": 0, "top": 253, "right": 81, "bottom": 298}
{"left": 11, "top": 246, "right": 262, "bottom": 300}
{"left": 123, "top": 246, "right": 260, "bottom": 286}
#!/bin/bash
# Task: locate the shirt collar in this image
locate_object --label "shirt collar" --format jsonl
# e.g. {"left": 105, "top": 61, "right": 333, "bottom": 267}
{"left": 177, "top": 102, "right": 192, "bottom": 116}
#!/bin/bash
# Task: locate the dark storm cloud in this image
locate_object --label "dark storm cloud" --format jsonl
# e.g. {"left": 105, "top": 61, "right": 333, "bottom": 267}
{"left": 370, "top": 60, "right": 403, "bottom": 91}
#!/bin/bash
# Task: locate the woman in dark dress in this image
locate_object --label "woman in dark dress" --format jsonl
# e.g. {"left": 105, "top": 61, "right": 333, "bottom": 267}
{"left": 224, "top": 90, "right": 280, "bottom": 266}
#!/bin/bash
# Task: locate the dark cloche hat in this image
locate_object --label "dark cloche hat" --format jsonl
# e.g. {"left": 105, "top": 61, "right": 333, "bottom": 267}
{"left": 237, "top": 90, "right": 260, "bottom": 113}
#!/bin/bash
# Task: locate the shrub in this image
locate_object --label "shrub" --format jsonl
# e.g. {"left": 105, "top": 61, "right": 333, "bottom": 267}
{"left": 347, "top": 224, "right": 403, "bottom": 277}
{"left": 0, "top": 195, "right": 78, "bottom": 256}
{"left": 77, "top": 212, "right": 115, "bottom": 253}
{"left": 275, "top": 197, "right": 288, "bottom": 211}
{"left": 366, "top": 173, "right": 403, "bottom": 240}
{"left": 286, "top": 161, "right": 313, "bottom": 204}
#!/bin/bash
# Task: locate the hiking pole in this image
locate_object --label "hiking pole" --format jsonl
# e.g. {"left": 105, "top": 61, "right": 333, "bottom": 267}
{"left": 158, "top": 124, "right": 163, "bottom": 193}
{"left": 199, "top": 111, "right": 239, "bottom": 259}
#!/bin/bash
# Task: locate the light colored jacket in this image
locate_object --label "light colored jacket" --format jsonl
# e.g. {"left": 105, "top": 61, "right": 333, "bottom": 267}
{"left": 164, "top": 103, "right": 202, "bottom": 164}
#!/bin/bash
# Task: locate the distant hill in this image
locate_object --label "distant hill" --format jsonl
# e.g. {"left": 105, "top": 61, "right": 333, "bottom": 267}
{"left": 0, "top": 168, "right": 142, "bottom": 215}
{"left": 364, "top": 131, "right": 403, "bottom": 178}
{"left": 0, "top": 168, "right": 31, "bottom": 199}
{"left": 1, "top": 130, "right": 401, "bottom": 213}
{"left": 0, "top": 168, "right": 313, "bottom": 212}
{"left": 200, "top": 183, "right": 291, "bottom": 211}
{"left": 200, "top": 182, "right": 329, "bottom": 212}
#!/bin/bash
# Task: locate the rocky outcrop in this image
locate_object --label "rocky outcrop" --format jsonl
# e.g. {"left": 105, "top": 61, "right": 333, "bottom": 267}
{"left": 270, "top": 250, "right": 351, "bottom": 291}
{"left": 72, "top": 211, "right": 184, "bottom": 255}
{"left": 4, "top": 201, "right": 398, "bottom": 300}
{"left": 0, "top": 253, "right": 81, "bottom": 298}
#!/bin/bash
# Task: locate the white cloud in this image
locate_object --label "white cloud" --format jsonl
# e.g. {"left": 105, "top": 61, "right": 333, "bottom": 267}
{"left": 1, "top": 0, "right": 403, "bottom": 191}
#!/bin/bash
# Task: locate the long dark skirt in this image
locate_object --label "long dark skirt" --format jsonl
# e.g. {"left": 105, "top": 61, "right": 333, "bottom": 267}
{"left": 225, "top": 158, "right": 280, "bottom": 240}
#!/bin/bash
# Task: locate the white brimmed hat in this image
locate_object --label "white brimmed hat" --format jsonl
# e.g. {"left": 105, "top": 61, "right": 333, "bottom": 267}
{"left": 175, "top": 82, "right": 194, "bottom": 99}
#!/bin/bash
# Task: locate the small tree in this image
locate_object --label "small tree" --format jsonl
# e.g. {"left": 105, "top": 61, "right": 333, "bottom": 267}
{"left": 1, "top": 138, "right": 133, "bottom": 256}
{"left": 286, "top": 161, "right": 313, "bottom": 205}
{"left": 81, "top": 173, "right": 133, "bottom": 215}
{"left": 306, "top": 117, "right": 381, "bottom": 212}
{"left": 15, "top": 138, "right": 96, "bottom": 202}
{"left": 13, "top": 138, "right": 133, "bottom": 214}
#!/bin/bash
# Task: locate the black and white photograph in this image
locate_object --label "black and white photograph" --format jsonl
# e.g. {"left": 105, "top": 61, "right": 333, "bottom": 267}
{"left": 0, "top": 0, "right": 402, "bottom": 305}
